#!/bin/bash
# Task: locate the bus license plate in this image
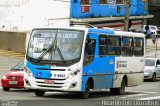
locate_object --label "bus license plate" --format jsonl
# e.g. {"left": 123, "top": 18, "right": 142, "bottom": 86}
{"left": 9, "top": 81, "right": 18, "bottom": 85}
{"left": 44, "top": 80, "right": 54, "bottom": 84}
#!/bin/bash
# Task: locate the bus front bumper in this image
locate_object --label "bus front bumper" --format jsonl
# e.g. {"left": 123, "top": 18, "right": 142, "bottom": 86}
{"left": 24, "top": 77, "right": 81, "bottom": 92}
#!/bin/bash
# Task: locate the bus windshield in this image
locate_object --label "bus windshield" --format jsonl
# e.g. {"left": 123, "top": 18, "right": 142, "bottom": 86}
{"left": 27, "top": 29, "right": 84, "bottom": 64}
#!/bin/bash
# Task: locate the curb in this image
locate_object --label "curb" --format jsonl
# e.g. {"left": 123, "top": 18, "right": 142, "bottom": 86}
{"left": 0, "top": 49, "right": 25, "bottom": 59}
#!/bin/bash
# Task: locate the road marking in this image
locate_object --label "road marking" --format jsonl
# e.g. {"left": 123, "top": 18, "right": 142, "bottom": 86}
{"left": 138, "top": 96, "right": 160, "bottom": 100}
{"left": 121, "top": 94, "right": 147, "bottom": 99}
{"left": 126, "top": 90, "right": 157, "bottom": 94}
{"left": 0, "top": 49, "right": 24, "bottom": 59}
{"left": 0, "top": 69, "right": 10, "bottom": 71}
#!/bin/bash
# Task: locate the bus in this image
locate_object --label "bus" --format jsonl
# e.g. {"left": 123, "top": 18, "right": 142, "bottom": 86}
{"left": 24, "top": 27, "right": 145, "bottom": 98}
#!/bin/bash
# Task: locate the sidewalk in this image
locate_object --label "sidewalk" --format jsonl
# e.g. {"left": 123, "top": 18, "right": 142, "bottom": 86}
{"left": 146, "top": 38, "right": 160, "bottom": 49}
{"left": 146, "top": 38, "right": 160, "bottom": 58}
{"left": 0, "top": 49, "right": 25, "bottom": 59}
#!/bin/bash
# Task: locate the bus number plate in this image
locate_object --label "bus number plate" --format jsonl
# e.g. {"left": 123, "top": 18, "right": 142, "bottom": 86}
{"left": 44, "top": 80, "right": 54, "bottom": 84}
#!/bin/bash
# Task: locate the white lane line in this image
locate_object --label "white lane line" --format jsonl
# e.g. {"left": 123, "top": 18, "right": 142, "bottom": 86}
{"left": 121, "top": 94, "right": 147, "bottom": 99}
{"left": 138, "top": 96, "right": 160, "bottom": 100}
{"left": 0, "top": 69, "right": 10, "bottom": 71}
{"left": 126, "top": 90, "right": 157, "bottom": 94}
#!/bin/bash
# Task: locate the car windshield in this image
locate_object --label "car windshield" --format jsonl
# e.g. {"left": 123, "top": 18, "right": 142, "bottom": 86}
{"left": 27, "top": 29, "right": 84, "bottom": 63}
{"left": 13, "top": 61, "right": 24, "bottom": 71}
{"left": 145, "top": 59, "right": 155, "bottom": 66}
{"left": 150, "top": 26, "right": 156, "bottom": 30}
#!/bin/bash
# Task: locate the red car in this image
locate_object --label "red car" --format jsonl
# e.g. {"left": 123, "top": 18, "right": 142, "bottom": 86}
{"left": 1, "top": 61, "right": 24, "bottom": 91}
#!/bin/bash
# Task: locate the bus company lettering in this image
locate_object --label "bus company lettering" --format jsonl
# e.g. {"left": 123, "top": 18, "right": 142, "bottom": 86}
{"left": 116, "top": 60, "right": 127, "bottom": 68}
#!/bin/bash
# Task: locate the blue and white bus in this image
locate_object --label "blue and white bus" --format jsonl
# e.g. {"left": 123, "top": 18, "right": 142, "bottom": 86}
{"left": 24, "top": 27, "right": 145, "bottom": 98}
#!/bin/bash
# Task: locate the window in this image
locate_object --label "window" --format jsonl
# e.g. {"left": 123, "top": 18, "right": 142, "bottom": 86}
{"left": 156, "top": 60, "right": 160, "bottom": 65}
{"left": 122, "top": 37, "right": 133, "bottom": 56}
{"left": 100, "top": 0, "right": 108, "bottom": 4}
{"left": 81, "top": 0, "right": 89, "bottom": 5}
{"left": 134, "top": 38, "right": 144, "bottom": 56}
{"left": 99, "top": 35, "right": 107, "bottom": 57}
{"left": 83, "top": 39, "right": 96, "bottom": 66}
{"left": 108, "top": 36, "right": 121, "bottom": 55}
{"left": 116, "top": 0, "right": 124, "bottom": 4}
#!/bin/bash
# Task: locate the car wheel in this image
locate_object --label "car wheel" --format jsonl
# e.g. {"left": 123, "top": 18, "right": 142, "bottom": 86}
{"left": 3, "top": 87, "right": 10, "bottom": 91}
{"left": 34, "top": 90, "right": 45, "bottom": 96}
{"left": 80, "top": 81, "right": 90, "bottom": 99}
{"left": 151, "top": 73, "right": 156, "bottom": 82}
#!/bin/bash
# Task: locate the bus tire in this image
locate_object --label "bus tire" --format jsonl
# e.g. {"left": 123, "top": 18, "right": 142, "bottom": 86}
{"left": 80, "top": 81, "right": 90, "bottom": 99}
{"left": 118, "top": 79, "right": 126, "bottom": 95}
{"left": 34, "top": 90, "right": 45, "bottom": 96}
{"left": 151, "top": 73, "right": 156, "bottom": 82}
{"left": 110, "top": 79, "right": 126, "bottom": 95}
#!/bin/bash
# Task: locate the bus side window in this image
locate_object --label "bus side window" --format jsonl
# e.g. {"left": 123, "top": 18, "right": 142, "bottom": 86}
{"left": 99, "top": 35, "right": 107, "bottom": 57}
{"left": 134, "top": 38, "right": 144, "bottom": 56}
{"left": 108, "top": 36, "right": 121, "bottom": 55}
{"left": 122, "top": 37, "right": 133, "bottom": 56}
{"left": 83, "top": 39, "right": 96, "bottom": 66}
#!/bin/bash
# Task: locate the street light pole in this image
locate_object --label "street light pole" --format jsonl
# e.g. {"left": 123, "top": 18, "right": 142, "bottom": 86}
{"left": 124, "top": 0, "right": 130, "bottom": 31}
{"left": 155, "top": 37, "right": 158, "bottom": 58}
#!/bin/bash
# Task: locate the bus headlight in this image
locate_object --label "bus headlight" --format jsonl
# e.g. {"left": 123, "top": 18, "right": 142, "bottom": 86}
{"left": 24, "top": 67, "right": 34, "bottom": 78}
{"left": 67, "top": 69, "right": 80, "bottom": 79}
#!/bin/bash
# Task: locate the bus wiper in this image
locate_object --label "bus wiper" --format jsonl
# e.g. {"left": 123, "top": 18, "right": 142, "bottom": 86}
{"left": 54, "top": 44, "right": 66, "bottom": 63}
{"left": 37, "top": 30, "right": 58, "bottom": 62}
{"left": 37, "top": 44, "right": 53, "bottom": 62}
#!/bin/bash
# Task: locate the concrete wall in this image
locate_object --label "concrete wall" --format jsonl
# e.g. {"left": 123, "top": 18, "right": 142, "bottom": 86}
{"left": 0, "top": 31, "right": 26, "bottom": 53}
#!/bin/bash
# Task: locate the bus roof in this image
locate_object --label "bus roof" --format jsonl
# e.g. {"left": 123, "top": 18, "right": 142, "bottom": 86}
{"left": 32, "top": 26, "right": 145, "bottom": 38}
{"left": 114, "top": 30, "right": 145, "bottom": 38}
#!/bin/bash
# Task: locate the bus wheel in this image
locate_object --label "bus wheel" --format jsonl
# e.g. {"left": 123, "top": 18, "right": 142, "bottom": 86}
{"left": 151, "top": 73, "right": 156, "bottom": 82}
{"left": 110, "top": 79, "right": 126, "bottom": 95}
{"left": 118, "top": 79, "right": 126, "bottom": 95}
{"left": 3, "top": 87, "right": 10, "bottom": 91}
{"left": 34, "top": 90, "right": 45, "bottom": 96}
{"left": 80, "top": 81, "right": 90, "bottom": 99}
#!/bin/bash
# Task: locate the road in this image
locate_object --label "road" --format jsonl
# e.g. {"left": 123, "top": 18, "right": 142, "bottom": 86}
{"left": 0, "top": 80, "right": 160, "bottom": 106}
{"left": 0, "top": 38, "right": 160, "bottom": 106}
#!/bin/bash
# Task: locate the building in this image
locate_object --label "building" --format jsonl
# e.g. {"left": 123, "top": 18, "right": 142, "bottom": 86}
{"left": 0, "top": 0, "right": 153, "bottom": 31}
{"left": 148, "top": 0, "right": 160, "bottom": 27}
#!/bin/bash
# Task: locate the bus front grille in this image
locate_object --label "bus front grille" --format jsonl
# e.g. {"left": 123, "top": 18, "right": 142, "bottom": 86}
{"left": 37, "top": 85, "right": 62, "bottom": 88}
{"left": 36, "top": 68, "right": 66, "bottom": 71}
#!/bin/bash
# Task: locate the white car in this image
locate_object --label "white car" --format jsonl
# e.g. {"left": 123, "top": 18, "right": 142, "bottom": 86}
{"left": 143, "top": 25, "right": 158, "bottom": 35}
{"left": 144, "top": 58, "right": 160, "bottom": 81}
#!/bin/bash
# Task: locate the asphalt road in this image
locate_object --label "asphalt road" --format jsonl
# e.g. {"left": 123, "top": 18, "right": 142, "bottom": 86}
{"left": 0, "top": 81, "right": 160, "bottom": 106}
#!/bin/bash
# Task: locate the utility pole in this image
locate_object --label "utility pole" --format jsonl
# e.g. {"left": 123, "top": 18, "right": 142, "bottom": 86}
{"left": 124, "top": 0, "right": 130, "bottom": 31}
